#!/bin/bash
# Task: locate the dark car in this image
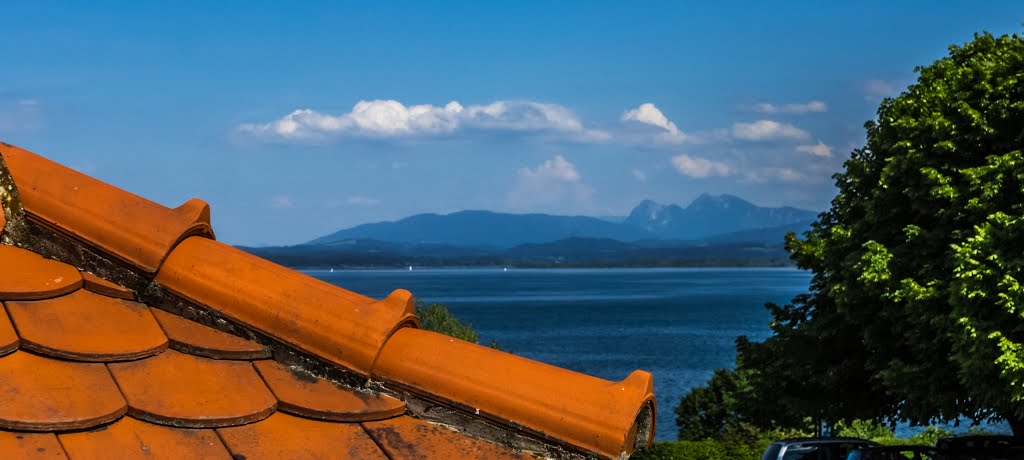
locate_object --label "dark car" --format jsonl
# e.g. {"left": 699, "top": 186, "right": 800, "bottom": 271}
{"left": 846, "top": 445, "right": 943, "bottom": 460}
{"left": 762, "top": 437, "right": 881, "bottom": 460}
{"left": 935, "top": 435, "right": 1024, "bottom": 460}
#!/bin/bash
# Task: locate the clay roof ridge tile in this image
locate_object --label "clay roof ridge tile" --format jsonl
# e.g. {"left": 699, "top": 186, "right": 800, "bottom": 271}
{"left": 366, "top": 288, "right": 420, "bottom": 369}
{"left": 155, "top": 237, "right": 420, "bottom": 375}
{"left": 370, "top": 328, "right": 657, "bottom": 459}
{"left": 0, "top": 144, "right": 215, "bottom": 274}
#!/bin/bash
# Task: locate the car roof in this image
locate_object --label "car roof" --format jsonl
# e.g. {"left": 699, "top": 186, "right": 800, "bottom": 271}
{"left": 775, "top": 437, "right": 879, "bottom": 445}
{"left": 939, "top": 435, "right": 1014, "bottom": 441}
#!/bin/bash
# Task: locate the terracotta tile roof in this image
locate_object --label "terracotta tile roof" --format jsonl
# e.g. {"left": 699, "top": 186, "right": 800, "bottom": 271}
{"left": 0, "top": 142, "right": 656, "bottom": 459}
{"left": 1, "top": 145, "right": 213, "bottom": 273}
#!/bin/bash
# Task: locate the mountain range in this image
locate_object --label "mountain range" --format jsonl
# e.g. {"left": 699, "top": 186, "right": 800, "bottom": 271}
{"left": 239, "top": 194, "right": 819, "bottom": 268}
{"left": 624, "top": 194, "right": 817, "bottom": 239}
{"left": 310, "top": 193, "right": 818, "bottom": 247}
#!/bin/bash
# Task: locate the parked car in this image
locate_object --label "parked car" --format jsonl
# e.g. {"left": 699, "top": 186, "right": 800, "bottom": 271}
{"left": 846, "top": 445, "right": 943, "bottom": 460}
{"left": 935, "top": 435, "right": 1024, "bottom": 460}
{"left": 762, "top": 437, "right": 881, "bottom": 460}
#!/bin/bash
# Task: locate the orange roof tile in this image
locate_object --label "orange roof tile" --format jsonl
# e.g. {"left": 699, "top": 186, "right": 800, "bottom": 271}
{"left": 373, "top": 327, "right": 656, "bottom": 458}
{"left": 0, "top": 431, "right": 67, "bottom": 460}
{"left": 0, "top": 352, "right": 127, "bottom": 431}
{"left": 0, "top": 143, "right": 656, "bottom": 459}
{"left": 6, "top": 290, "right": 167, "bottom": 362}
{"left": 217, "top": 412, "right": 388, "bottom": 459}
{"left": 156, "top": 236, "right": 417, "bottom": 374}
{"left": 254, "top": 359, "right": 407, "bottom": 422}
{"left": 0, "top": 307, "right": 18, "bottom": 357}
{"left": 0, "top": 143, "right": 213, "bottom": 273}
{"left": 363, "top": 414, "right": 537, "bottom": 460}
{"left": 108, "top": 350, "right": 277, "bottom": 428}
{"left": 150, "top": 308, "right": 270, "bottom": 360}
{"left": 80, "top": 271, "right": 135, "bottom": 299}
{"left": 0, "top": 245, "right": 81, "bottom": 301}
{"left": 58, "top": 416, "right": 231, "bottom": 459}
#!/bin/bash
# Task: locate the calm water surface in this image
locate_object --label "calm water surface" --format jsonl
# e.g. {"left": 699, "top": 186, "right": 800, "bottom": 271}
{"left": 310, "top": 267, "right": 811, "bottom": 440}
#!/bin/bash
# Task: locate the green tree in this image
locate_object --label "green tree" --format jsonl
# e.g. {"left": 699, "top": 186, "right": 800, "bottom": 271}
{"left": 740, "top": 31, "right": 1024, "bottom": 434}
{"left": 415, "top": 302, "right": 480, "bottom": 343}
{"left": 675, "top": 367, "right": 757, "bottom": 440}
{"left": 415, "top": 302, "right": 501, "bottom": 349}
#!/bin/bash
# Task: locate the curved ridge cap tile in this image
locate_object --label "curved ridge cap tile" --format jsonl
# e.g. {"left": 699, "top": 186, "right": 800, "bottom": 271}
{"left": 371, "top": 328, "right": 656, "bottom": 459}
{"left": 6, "top": 290, "right": 168, "bottom": 362}
{"left": 80, "top": 271, "right": 135, "bottom": 300}
{"left": 150, "top": 308, "right": 270, "bottom": 360}
{"left": 217, "top": 412, "right": 387, "bottom": 459}
{"left": 618, "top": 370, "right": 657, "bottom": 452}
{"left": 0, "top": 431, "right": 68, "bottom": 459}
{"left": 0, "top": 351, "right": 127, "bottom": 431}
{"left": 107, "top": 349, "right": 277, "bottom": 428}
{"left": 0, "top": 144, "right": 214, "bottom": 273}
{"left": 0, "top": 245, "right": 82, "bottom": 301}
{"left": 58, "top": 416, "right": 231, "bottom": 459}
{"left": 156, "top": 237, "right": 415, "bottom": 374}
{"left": 254, "top": 360, "right": 406, "bottom": 422}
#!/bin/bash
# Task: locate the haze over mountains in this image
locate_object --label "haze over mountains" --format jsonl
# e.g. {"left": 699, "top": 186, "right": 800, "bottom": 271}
{"left": 244, "top": 194, "right": 819, "bottom": 268}
{"left": 310, "top": 193, "right": 818, "bottom": 247}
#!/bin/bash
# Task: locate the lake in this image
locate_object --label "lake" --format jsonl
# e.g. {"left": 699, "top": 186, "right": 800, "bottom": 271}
{"left": 309, "top": 267, "right": 811, "bottom": 440}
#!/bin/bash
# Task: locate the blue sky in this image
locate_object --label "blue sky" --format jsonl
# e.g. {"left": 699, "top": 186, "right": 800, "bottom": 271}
{"left": 1, "top": 2, "right": 1021, "bottom": 245}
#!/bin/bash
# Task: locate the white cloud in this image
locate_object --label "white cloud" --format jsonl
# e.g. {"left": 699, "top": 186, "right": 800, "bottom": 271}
{"left": 631, "top": 168, "right": 648, "bottom": 182}
{"left": 270, "top": 195, "right": 294, "bottom": 208}
{"left": 796, "top": 141, "right": 833, "bottom": 157}
{"left": 345, "top": 196, "right": 380, "bottom": 206}
{"left": 507, "top": 155, "right": 593, "bottom": 212}
{"left": 325, "top": 196, "right": 381, "bottom": 208}
{"left": 731, "top": 120, "right": 810, "bottom": 141}
{"left": 749, "top": 100, "right": 827, "bottom": 114}
{"left": 240, "top": 99, "right": 609, "bottom": 142}
{"left": 0, "top": 98, "right": 42, "bottom": 133}
{"left": 864, "top": 79, "right": 903, "bottom": 100}
{"left": 519, "top": 155, "right": 581, "bottom": 182}
{"left": 622, "top": 103, "right": 679, "bottom": 133}
{"left": 741, "top": 165, "right": 836, "bottom": 185}
{"left": 621, "top": 103, "right": 691, "bottom": 144}
{"left": 671, "top": 154, "right": 732, "bottom": 179}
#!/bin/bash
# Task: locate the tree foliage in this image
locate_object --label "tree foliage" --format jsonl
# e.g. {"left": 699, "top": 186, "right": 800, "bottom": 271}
{"left": 415, "top": 302, "right": 501, "bottom": 349}
{"left": 675, "top": 367, "right": 758, "bottom": 440}
{"left": 775, "top": 30, "right": 1023, "bottom": 430}
{"left": 415, "top": 302, "right": 480, "bottom": 343}
{"left": 677, "top": 30, "right": 1024, "bottom": 438}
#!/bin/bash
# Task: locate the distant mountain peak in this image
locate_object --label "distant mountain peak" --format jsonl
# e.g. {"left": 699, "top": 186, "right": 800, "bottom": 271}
{"left": 629, "top": 199, "right": 665, "bottom": 221}
{"left": 624, "top": 193, "right": 816, "bottom": 239}
{"left": 687, "top": 193, "right": 751, "bottom": 210}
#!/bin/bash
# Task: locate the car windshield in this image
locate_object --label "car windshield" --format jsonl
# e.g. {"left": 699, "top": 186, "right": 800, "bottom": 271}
{"left": 835, "top": 443, "right": 869, "bottom": 459}
{"left": 776, "top": 442, "right": 875, "bottom": 460}
{"left": 783, "top": 444, "right": 820, "bottom": 460}
{"left": 762, "top": 443, "right": 783, "bottom": 460}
